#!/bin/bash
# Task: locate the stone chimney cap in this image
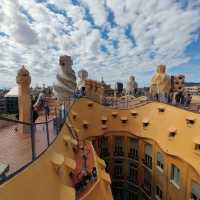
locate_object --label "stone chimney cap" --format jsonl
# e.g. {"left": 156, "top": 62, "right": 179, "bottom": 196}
{"left": 17, "top": 65, "right": 29, "bottom": 76}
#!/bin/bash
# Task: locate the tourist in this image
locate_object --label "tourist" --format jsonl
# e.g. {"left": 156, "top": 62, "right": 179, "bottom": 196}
{"left": 185, "top": 94, "right": 192, "bottom": 107}
{"left": 160, "top": 92, "right": 165, "bottom": 103}
{"left": 16, "top": 113, "right": 19, "bottom": 120}
{"left": 33, "top": 107, "right": 38, "bottom": 123}
{"left": 69, "top": 172, "right": 76, "bottom": 184}
{"left": 168, "top": 91, "right": 173, "bottom": 104}
{"left": 32, "top": 107, "right": 38, "bottom": 133}
{"left": 155, "top": 93, "right": 159, "bottom": 101}
{"left": 180, "top": 93, "right": 185, "bottom": 106}
{"left": 44, "top": 101, "right": 50, "bottom": 118}
{"left": 175, "top": 92, "right": 181, "bottom": 105}
{"left": 74, "top": 89, "right": 80, "bottom": 98}
{"left": 159, "top": 92, "right": 166, "bottom": 103}
{"left": 81, "top": 87, "right": 86, "bottom": 96}
{"left": 91, "top": 167, "right": 97, "bottom": 180}
{"left": 75, "top": 181, "right": 83, "bottom": 194}
{"left": 61, "top": 103, "right": 65, "bottom": 120}
{"left": 34, "top": 92, "right": 45, "bottom": 110}
{"left": 172, "top": 92, "right": 176, "bottom": 105}
{"left": 82, "top": 171, "right": 92, "bottom": 184}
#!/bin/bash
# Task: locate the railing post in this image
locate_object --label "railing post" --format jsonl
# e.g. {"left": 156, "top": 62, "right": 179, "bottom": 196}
{"left": 30, "top": 122, "right": 36, "bottom": 160}
{"left": 55, "top": 107, "right": 59, "bottom": 135}
{"left": 64, "top": 101, "right": 66, "bottom": 117}
{"left": 68, "top": 96, "right": 70, "bottom": 108}
{"left": 45, "top": 113, "right": 50, "bottom": 146}
{"left": 30, "top": 102, "right": 36, "bottom": 161}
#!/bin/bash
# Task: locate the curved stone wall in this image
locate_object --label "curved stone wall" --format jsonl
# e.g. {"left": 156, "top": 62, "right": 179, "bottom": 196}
{"left": 69, "top": 98, "right": 200, "bottom": 200}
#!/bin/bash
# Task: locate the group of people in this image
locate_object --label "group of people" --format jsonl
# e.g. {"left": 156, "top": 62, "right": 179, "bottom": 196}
{"left": 71, "top": 167, "right": 97, "bottom": 195}
{"left": 69, "top": 140, "right": 98, "bottom": 196}
{"left": 151, "top": 91, "right": 192, "bottom": 107}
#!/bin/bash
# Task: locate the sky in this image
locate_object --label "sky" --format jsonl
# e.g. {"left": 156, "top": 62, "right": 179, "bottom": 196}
{"left": 0, "top": 0, "right": 200, "bottom": 88}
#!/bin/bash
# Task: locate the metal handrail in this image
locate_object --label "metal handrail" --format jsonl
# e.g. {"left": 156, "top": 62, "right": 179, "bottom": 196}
{"left": 0, "top": 95, "right": 77, "bottom": 184}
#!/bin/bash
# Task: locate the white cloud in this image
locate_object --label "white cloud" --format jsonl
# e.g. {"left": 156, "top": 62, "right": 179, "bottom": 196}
{"left": 2, "top": 0, "right": 39, "bottom": 45}
{"left": 0, "top": 0, "right": 200, "bottom": 88}
{"left": 81, "top": 0, "right": 107, "bottom": 26}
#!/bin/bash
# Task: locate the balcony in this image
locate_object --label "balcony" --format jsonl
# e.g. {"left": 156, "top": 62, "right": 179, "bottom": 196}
{"left": 128, "top": 151, "right": 139, "bottom": 161}
{"left": 100, "top": 148, "right": 110, "bottom": 158}
{"left": 113, "top": 151, "right": 124, "bottom": 157}
{"left": 113, "top": 146, "right": 124, "bottom": 157}
{"left": 141, "top": 181, "right": 152, "bottom": 197}
{"left": 128, "top": 176, "right": 139, "bottom": 186}
{"left": 142, "top": 155, "right": 152, "bottom": 170}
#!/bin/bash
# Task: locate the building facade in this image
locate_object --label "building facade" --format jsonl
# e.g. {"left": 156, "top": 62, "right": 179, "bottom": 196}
{"left": 1, "top": 97, "right": 200, "bottom": 200}
{"left": 69, "top": 98, "right": 200, "bottom": 200}
{"left": 91, "top": 133, "right": 200, "bottom": 200}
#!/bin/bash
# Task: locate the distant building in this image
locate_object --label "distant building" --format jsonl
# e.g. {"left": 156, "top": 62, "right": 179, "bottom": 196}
{"left": 0, "top": 89, "right": 9, "bottom": 97}
{"left": 185, "top": 86, "right": 200, "bottom": 95}
{"left": 0, "top": 97, "right": 6, "bottom": 114}
{"left": 31, "top": 85, "right": 53, "bottom": 97}
{"left": 4, "top": 86, "right": 18, "bottom": 114}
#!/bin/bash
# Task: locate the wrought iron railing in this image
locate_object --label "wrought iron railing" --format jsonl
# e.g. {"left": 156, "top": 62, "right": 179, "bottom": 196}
{"left": 0, "top": 96, "right": 75, "bottom": 184}
{"left": 82, "top": 94, "right": 200, "bottom": 113}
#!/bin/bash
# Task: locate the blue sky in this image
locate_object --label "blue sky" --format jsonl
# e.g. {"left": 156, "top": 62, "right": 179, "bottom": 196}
{"left": 0, "top": 0, "right": 200, "bottom": 88}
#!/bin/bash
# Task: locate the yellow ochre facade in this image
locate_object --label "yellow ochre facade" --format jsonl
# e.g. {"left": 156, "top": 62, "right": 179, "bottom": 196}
{"left": 1, "top": 97, "right": 200, "bottom": 200}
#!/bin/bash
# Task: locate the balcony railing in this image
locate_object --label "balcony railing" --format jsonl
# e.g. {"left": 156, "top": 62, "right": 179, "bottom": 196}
{"left": 113, "top": 147, "right": 124, "bottom": 157}
{"left": 143, "top": 156, "right": 152, "bottom": 170}
{"left": 142, "top": 181, "right": 152, "bottom": 197}
{"left": 100, "top": 148, "right": 110, "bottom": 158}
{"left": 128, "top": 151, "right": 139, "bottom": 161}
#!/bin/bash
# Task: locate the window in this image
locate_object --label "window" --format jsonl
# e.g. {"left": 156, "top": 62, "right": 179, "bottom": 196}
{"left": 113, "top": 160, "right": 124, "bottom": 179}
{"left": 99, "top": 137, "right": 109, "bottom": 157}
{"left": 114, "top": 136, "right": 124, "bottom": 156}
{"left": 171, "top": 164, "right": 180, "bottom": 187}
{"left": 128, "top": 138, "right": 139, "bottom": 160}
{"left": 155, "top": 185, "right": 163, "bottom": 200}
{"left": 128, "top": 162, "right": 138, "bottom": 184}
{"left": 144, "top": 143, "right": 153, "bottom": 169}
{"left": 112, "top": 187, "right": 124, "bottom": 200}
{"left": 156, "top": 152, "right": 164, "bottom": 171}
{"left": 127, "top": 186, "right": 138, "bottom": 200}
{"left": 143, "top": 169, "right": 152, "bottom": 196}
{"left": 127, "top": 190, "right": 137, "bottom": 200}
{"left": 191, "top": 181, "right": 200, "bottom": 200}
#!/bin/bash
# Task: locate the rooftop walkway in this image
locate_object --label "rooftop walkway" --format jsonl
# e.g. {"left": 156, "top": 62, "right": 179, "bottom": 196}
{"left": 0, "top": 115, "right": 56, "bottom": 175}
